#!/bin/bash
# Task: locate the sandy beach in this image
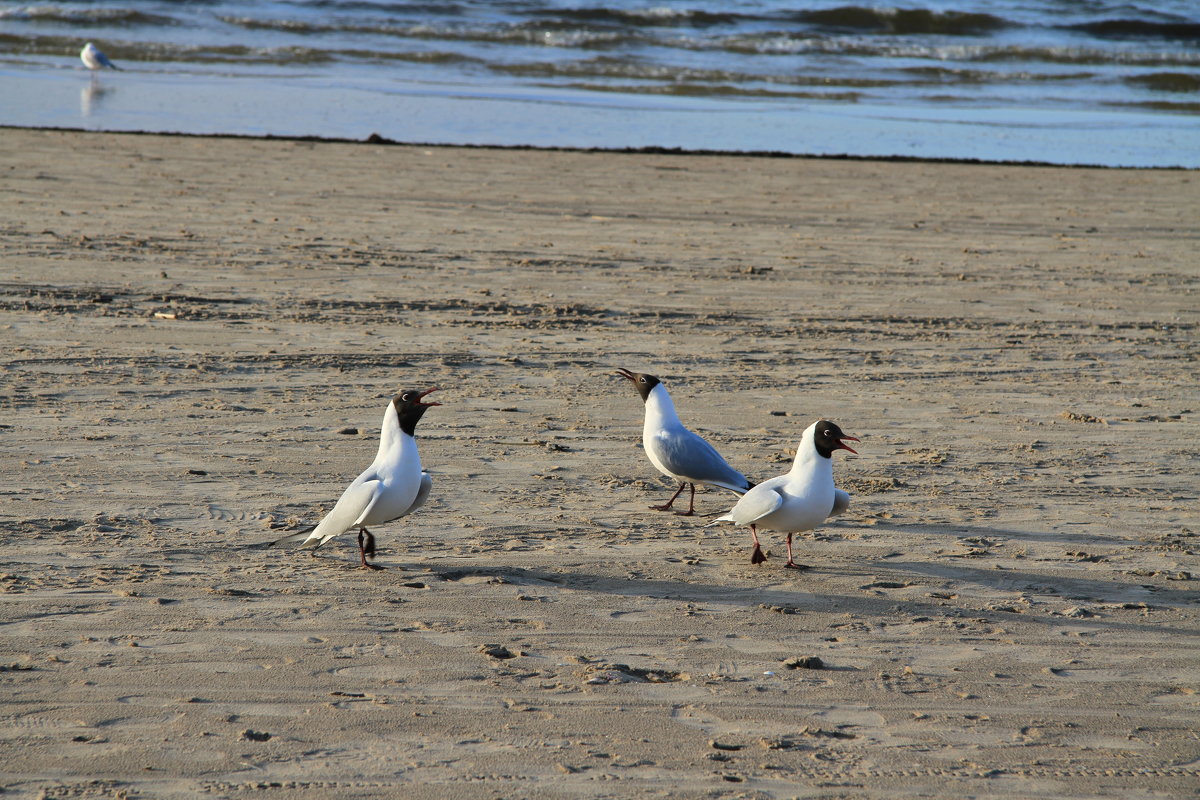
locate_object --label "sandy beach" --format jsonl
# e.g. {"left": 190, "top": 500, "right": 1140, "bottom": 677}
{"left": 1, "top": 129, "right": 1196, "bottom": 799}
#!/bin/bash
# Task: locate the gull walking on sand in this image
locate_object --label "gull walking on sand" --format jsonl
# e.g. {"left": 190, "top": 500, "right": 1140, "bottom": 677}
{"left": 269, "top": 388, "right": 439, "bottom": 569}
{"left": 80, "top": 43, "right": 120, "bottom": 72}
{"left": 616, "top": 368, "right": 753, "bottom": 516}
{"left": 707, "top": 420, "right": 857, "bottom": 569}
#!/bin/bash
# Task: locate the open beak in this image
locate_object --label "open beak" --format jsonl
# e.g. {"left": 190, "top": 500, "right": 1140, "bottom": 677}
{"left": 614, "top": 368, "right": 636, "bottom": 382}
{"left": 836, "top": 435, "right": 860, "bottom": 455}
{"left": 416, "top": 386, "right": 441, "bottom": 406}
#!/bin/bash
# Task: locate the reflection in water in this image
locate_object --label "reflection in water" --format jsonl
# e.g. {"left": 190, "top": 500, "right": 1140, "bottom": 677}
{"left": 81, "top": 81, "right": 114, "bottom": 118}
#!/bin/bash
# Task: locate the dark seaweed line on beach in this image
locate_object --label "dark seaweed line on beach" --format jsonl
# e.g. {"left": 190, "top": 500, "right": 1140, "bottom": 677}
{"left": 7, "top": 126, "right": 1180, "bottom": 170}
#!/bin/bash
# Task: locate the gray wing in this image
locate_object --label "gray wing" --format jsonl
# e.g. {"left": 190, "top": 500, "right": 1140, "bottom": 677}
{"left": 407, "top": 471, "right": 433, "bottom": 515}
{"left": 655, "top": 429, "right": 749, "bottom": 492}
{"left": 830, "top": 488, "right": 850, "bottom": 517}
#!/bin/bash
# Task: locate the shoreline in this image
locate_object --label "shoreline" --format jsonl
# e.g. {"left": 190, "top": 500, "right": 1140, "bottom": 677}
{"left": 4, "top": 123, "right": 1194, "bottom": 170}
{"left": 6, "top": 58, "right": 1198, "bottom": 168}
{"left": 1, "top": 128, "right": 1196, "bottom": 799}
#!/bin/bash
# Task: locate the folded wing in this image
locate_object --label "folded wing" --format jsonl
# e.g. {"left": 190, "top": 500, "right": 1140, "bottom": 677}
{"left": 301, "top": 477, "right": 381, "bottom": 548}
{"left": 655, "top": 430, "right": 750, "bottom": 492}
{"left": 706, "top": 482, "right": 785, "bottom": 527}
{"left": 831, "top": 488, "right": 850, "bottom": 517}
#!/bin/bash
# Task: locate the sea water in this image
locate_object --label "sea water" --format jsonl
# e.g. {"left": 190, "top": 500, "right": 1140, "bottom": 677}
{"left": 1, "top": 1, "right": 1196, "bottom": 166}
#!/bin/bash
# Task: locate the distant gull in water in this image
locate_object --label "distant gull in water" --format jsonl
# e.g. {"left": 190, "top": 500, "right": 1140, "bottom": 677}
{"left": 268, "top": 388, "right": 440, "bottom": 569}
{"left": 707, "top": 420, "right": 857, "bottom": 569}
{"left": 616, "top": 368, "right": 753, "bottom": 516}
{"left": 80, "top": 42, "right": 120, "bottom": 71}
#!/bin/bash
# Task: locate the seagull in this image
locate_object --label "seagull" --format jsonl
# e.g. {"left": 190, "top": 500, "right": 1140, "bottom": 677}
{"left": 269, "top": 388, "right": 440, "bottom": 569}
{"left": 80, "top": 43, "right": 120, "bottom": 71}
{"left": 616, "top": 368, "right": 753, "bottom": 516}
{"left": 707, "top": 420, "right": 858, "bottom": 569}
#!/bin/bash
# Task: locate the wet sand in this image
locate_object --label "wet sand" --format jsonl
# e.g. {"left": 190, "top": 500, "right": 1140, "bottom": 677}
{"left": 0, "top": 129, "right": 1196, "bottom": 799}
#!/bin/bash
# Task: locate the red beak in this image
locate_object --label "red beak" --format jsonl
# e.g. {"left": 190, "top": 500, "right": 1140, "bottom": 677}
{"left": 417, "top": 386, "right": 441, "bottom": 406}
{"left": 836, "top": 435, "right": 860, "bottom": 455}
{"left": 615, "top": 368, "right": 636, "bottom": 382}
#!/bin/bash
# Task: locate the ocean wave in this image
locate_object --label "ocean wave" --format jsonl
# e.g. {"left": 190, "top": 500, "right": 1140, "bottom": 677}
{"left": 1, "top": 0, "right": 1195, "bottom": 129}
{"left": 492, "top": 57, "right": 901, "bottom": 89}
{"left": 1106, "top": 99, "right": 1200, "bottom": 113}
{"left": 1125, "top": 71, "right": 1200, "bottom": 92}
{"left": 479, "top": 5, "right": 1014, "bottom": 37}
{"left": 156, "top": 42, "right": 482, "bottom": 67}
{"left": 554, "top": 80, "right": 864, "bottom": 102}
{"left": 224, "top": 5, "right": 1018, "bottom": 40}
{"left": 701, "top": 33, "right": 1200, "bottom": 67}
{"left": 220, "top": 16, "right": 642, "bottom": 49}
{"left": 512, "top": 6, "right": 747, "bottom": 28}
{"left": 492, "top": 57, "right": 1115, "bottom": 92}
{"left": 292, "top": 0, "right": 468, "bottom": 15}
{"left": 1064, "top": 18, "right": 1200, "bottom": 41}
{"left": 972, "top": 45, "right": 1200, "bottom": 67}
{"left": 0, "top": 5, "right": 176, "bottom": 26}
{"left": 901, "top": 66, "right": 1097, "bottom": 84}
{"left": 793, "top": 6, "right": 1012, "bottom": 36}
{"left": 211, "top": 8, "right": 1200, "bottom": 62}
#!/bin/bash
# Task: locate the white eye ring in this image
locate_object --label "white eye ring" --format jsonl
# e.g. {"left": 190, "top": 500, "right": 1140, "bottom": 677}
{"left": 401, "top": 393, "right": 411, "bottom": 401}
{"left": 639, "top": 377, "right": 647, "bottom": 383}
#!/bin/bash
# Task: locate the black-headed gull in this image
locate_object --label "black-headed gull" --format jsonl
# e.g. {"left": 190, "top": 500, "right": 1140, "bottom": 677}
{"left": 80, "top": 43, "right": 120, "bottom": 71}
{"left": 270, "top": 388, "right": 440, "bottom": 569}
{"left": 616, "top": 368, "right": 753, "bottom": 516}
{"left": 707, "top": 420, "right": 857, "bottom": 569}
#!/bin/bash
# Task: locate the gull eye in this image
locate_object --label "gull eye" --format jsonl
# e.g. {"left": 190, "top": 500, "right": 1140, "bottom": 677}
{"left": 401, "top": 393, "right": 411, "bottom": 401}
{"left": 639, "top": 377, "right": 647, "bottom": 383}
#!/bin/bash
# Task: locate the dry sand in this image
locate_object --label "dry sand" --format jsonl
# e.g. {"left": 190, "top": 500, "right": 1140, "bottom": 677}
{"left": 0, "top": 129, "right": 1196, "bottom": 799}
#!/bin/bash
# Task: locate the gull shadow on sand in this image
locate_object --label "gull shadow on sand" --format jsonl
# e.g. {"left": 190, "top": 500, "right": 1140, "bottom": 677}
{"left": 239, "top": 521, "right": 1195, "bottom": 636}
{"left": 406, "top": 561, "right": 1197, "bottom": 639}
{"left": 865, "top": 520, "right": 1159, "bottom": 548}
{"left": 883, "top": 559, "right": 1198, "bottom": 612}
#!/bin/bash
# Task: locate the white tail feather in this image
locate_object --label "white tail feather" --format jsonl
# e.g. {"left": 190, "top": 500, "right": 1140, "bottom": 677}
{"left": 265, "top": 525, "right": 317, "bottom": 548}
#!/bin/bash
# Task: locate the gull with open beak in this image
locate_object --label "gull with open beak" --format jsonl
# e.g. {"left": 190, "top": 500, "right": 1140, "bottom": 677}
{"left": 270, "top": 387, "right": 440, "bottom": 569}
{"left": 707, "top": 420, "right": 858, "bottom": 569}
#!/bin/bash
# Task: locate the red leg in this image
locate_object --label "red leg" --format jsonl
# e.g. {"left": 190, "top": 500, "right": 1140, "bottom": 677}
{"left": 750, "top": 524, "right": 766, "bottom": 564}
{"left": 650, "top": 482, "right": 687, "bottom": 512}
{"left": 674, "top": 483, "right": 697, "bottom": 516}
{"left": 358, "top": 528, "right": 384, "bottom": 570}
{"left": 784, "top": 532, "right": 810, "bottom": 571}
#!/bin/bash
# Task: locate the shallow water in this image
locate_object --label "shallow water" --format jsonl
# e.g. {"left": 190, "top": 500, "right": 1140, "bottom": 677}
{"left": 2, "top": 1, "right": 1197, "bottom": 165}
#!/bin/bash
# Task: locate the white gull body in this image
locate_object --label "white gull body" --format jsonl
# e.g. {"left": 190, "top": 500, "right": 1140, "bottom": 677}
{"left": 80, "top": 43, "right": 119, "bottom": 71}
{"left": 708, "top": 420, "right": 856, "bottom": 568}
{"left": 271, "top": 389, "right": 436, "bottom": 568}
{"left": 617, "top": 369, "right": 751, "bottom": 515}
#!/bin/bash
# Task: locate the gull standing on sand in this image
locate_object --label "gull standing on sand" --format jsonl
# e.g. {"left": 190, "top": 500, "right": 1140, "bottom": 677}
{"left": 270, "top": 388, "right": 440, "bottom": 569}
{"left": 80, "top": 43, "right": 120, "bottom": 72}
{"left": 616, "top": 368, "right": 753, "bottom": 516}
{"left": 707, "top": 420, "right": 858, "bottom": 569}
